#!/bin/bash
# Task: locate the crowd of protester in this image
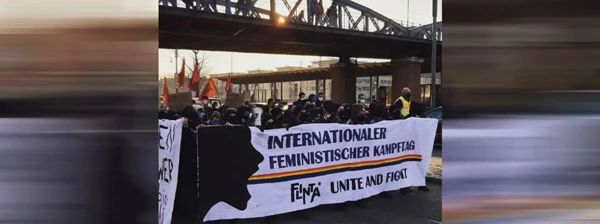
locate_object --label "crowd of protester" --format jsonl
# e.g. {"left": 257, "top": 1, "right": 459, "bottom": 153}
{"left": 159, "top": 88, "right": 424, "bottom": 131}
{"left": 159, "top": 87, "right": 429, "bottom": 218}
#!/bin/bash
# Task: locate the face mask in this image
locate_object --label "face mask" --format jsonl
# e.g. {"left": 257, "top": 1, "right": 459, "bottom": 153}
{"left": 359, "top": 99, "right": 365, "bottom": 103}
{"left": 202, "top": 100, "right": 208, "bottom": 105}
{"left": 198, "top": 112, "right": 205, "bottom": 120}
{"left": 318, "top": 97, "right": 324, "bottom": 101}
{"left": 300, "top": 97, "right": 305, "bottom": 100}
{"left": 404, "top": 93, "right": 411, "bottom": 101}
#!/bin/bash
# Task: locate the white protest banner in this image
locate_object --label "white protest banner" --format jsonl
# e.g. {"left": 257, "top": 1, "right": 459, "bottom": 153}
{"left": 203, "top": 118, "right": 438, "bottom": 221}
{"left": 158, "top": 118, "right": 184, "bottom": 224}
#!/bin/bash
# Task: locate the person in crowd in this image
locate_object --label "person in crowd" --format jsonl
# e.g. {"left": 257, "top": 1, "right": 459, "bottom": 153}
{"left": 315, "top": 0, "right": 324, "bottom": 25}
{"left": 221, "top": 107, "right": 238, "bottom": 125}
{"left": 394, "top": 87, "right": 412, "bottom": 118}
{"left": 195, "top": 0, "right": 207, "bottom": 11}
{"left": 198, "top": 96, "right": 211, "bottom": 116}
{"left": 308, "top": 94, "right": 318, "bottom": 106}
{"left": 307, "top": 107, "right": 322, "bottom": 123}
{"left": 167, "top": 110, "right": 181, "bottom": 120}
{"left": 244, "top": 101, "right": 251, "bottom": 107}
{"left": 393, "top": 87, "right": 425, "bottom": 119}
{"left": 181, "top": 106, "right": 202, "bottom": 129}
{"left": 288, "top": 106, "right": 307, "bottom": 128}
{"left": 238, "top": 0, "right": 250, "bottom": 17}
{"left": 338, "top": 103, "right": 351, "bottom": 122}
{"left": 336, "top": 104, "right": 344, "bottom": 114}
{"left": 308, "top": 0, "right": 316, "bottom": 24}
{"left": 297, "top": 10, "right": 306, "bottom": 23}
{"left": 294, "top": 92, "right": 306, "bottom": 106}
{"left": 320, "top": 101, "right": 342, "bottom": 123}
{"left": 196, "top": 107, "right": 206, "bottom": 123}
{"left": 159, "top": 97, "right": 168, "bottom": 111}
{"left": 208, "top": 111, "right": 221, "bottom": 125}
{"left": 347, "top": 103, "right": 369, "bottom": 124}
{"left": 357, "top": 93, "right": 366, "bottom": 105}
{"left": 389, "top": 105, "right": 403, "bottom": 120}
{"left": 200, "top": 95, "right": 209, "bottom": 106}
{"left": 368, "top": 101, "right": 377, "bottom": 112}
{"left": 211, "top": 102, "right": 220, "bottom": 113}
{"left": 159, "top": 110, "right": 168, "bottom": 119}
{"left": 261, "top": 113, "right": 276, "bottom": 130}
{"left": 237, "top": 105, "right": 252, "bottom": 126}
{"left": 326, "top": 2, "right": 337, "bottom": 28}
{"left": 265, "top": 98, "right": 274, "bottom": 113}
{"left": 369, "top": 105, "right": 388, "bottom": 124}
{"left": 316, "top": 92, "right": 324, "bottom": 107}
{"left": 270, "top": 108, "right": 284, "bottom": 128}
{"left": 392, "top": 89, "right": 431, "bottom": 194}
{"left": 280, "top": 105, "right": 294, "bottom": 128}
{"left": 302, "top": 99, "right": 312, "bottom": 109}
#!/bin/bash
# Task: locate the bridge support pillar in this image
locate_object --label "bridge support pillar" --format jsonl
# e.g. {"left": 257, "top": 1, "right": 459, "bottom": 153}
{"left": 330, "top": 58, "right": 357, "bottom": 104}
{"left": 391, "top": 57, "right": 424, "bottom": 104}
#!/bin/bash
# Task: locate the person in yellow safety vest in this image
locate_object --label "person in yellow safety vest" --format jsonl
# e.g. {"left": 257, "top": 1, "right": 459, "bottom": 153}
{"left": 394, "top": 87, "right": 431, "bottom": 194}
{"left": 394, "top": 87, "right": 412, "bottom": 118}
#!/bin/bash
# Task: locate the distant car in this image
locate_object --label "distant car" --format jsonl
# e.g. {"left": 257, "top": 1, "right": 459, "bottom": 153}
{"left": 192, "top": 97, "right": 222, "bottom": 109}
{"left": 192, "top": 103, "right": 203, "bottom": 111}
{"left": 423, "top": 106, "right": 442, "bottom": 148}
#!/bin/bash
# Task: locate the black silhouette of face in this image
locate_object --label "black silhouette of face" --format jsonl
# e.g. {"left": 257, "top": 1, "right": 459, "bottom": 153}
{"left": 196, "top": 126, "right": 264, "bottom": 218}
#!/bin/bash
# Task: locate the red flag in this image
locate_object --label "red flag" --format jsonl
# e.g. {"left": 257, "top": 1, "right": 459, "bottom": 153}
{"left": 188, "top": 60, "right": 200, "bottom": 91}
{"left": 225, "top": 74, "right": 232, "bottom": 93}
{"left": 162, "top": 77, "right": 169, "bottom": 104}
{"left": 177, "top": 58, "right": 186, "bottom": 87}
{"left": 201, "top": 77, "right": 219, "bottom": 98}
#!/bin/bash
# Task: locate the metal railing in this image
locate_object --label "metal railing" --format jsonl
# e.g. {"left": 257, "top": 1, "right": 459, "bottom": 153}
{"left": 159, "top": 0, "right": 442, "bottom": 40}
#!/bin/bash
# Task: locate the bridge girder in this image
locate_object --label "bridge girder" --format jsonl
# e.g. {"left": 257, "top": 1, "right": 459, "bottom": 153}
{"left": 159, "top": 0, "right": 442, "bottom": 41}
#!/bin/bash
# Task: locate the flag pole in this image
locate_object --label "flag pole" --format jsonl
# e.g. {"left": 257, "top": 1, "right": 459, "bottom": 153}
{"left": 193, "top": 50, "right": 199, "bottom": 97}
{"left": 174, "top": 49, "right": 178, "bottom": 92}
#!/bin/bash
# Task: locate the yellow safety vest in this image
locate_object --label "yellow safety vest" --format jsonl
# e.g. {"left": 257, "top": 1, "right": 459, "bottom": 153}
{"left": 397, "top": 96, "right": 410, "bottom": 117}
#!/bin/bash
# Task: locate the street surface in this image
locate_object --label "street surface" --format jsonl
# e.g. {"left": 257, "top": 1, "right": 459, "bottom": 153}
{"left": 428, "top": 148, "right": 442, "bottom": 180}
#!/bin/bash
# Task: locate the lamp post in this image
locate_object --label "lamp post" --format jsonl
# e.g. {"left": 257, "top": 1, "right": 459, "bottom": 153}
{"left": 407, "top": 0, "right": 409, "bottom": 26}
{"left": 430, "top": 0, "right": 437, "bottom": 109}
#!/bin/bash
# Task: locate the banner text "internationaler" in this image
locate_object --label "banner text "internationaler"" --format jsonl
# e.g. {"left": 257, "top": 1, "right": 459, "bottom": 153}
{"left": 267, "top": 128, "right": 387, "bottom": 150}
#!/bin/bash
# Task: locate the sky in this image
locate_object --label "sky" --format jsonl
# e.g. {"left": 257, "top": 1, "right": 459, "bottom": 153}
{"left": 157, "top": 0, "right": 443, "bottom": 78}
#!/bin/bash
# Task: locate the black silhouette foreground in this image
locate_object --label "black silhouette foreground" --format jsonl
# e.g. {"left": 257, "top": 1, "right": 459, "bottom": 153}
{"left": 194, "top": 126, "right": 264, "bottom": 222}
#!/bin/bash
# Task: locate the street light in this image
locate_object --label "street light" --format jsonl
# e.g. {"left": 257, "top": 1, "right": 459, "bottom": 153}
{"left": 278, "top": 17, "right": 286, "bottom": 24}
